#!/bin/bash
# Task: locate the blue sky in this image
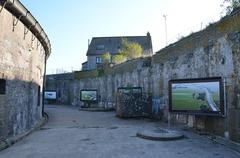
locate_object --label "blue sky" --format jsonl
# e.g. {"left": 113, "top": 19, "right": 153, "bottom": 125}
{"left": 20, "top": 0, "right": 223, "bottom": 74}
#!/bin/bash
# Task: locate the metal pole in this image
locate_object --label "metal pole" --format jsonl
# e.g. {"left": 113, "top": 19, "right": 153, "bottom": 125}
{"left": 42, "top": 55, "right": 47, "bottom": 117}
{"left": 163, "top": 14, "right": 168, "bottom": 46}
{"left": 223, "top": 77, "right": 229, "bottom": 139}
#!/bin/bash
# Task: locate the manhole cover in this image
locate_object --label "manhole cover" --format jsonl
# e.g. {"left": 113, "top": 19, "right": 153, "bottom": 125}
{"left": 137, "top": 128, "right": 184, "bottom": 141}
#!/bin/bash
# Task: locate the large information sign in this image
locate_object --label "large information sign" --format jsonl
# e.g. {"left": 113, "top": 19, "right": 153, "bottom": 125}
{"left": 169, "top": 77, "right": 225, "bottom": 116}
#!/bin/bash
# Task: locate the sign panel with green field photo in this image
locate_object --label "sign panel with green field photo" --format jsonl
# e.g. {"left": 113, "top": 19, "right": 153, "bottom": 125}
{"left": 80, "top": 89, "right": 98, "bottom": 102}
{"left": 169, "top": 77, "right": 225, "bottom": 116}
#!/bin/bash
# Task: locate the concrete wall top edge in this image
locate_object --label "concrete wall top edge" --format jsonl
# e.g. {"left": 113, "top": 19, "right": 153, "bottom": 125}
{"left": 0, "top": 0, "right": 51, "bottom": 58}
{"left": 154, "top": 8, "right": 240, "bottom": 60}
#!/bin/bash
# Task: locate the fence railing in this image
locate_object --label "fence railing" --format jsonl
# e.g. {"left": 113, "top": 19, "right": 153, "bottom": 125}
{"left": 47, "top": 67, "right": 81, "bottom": 75}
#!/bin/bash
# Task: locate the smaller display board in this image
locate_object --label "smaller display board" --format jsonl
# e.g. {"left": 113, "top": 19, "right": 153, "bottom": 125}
{"left": 80, "top": 89, "right": 98, "bottom": 102}
{"left": 44, "top": 91, "right": 57, "bottom": 100}
{"left": 169, "top": 77, "right": 225, "bottom": 116}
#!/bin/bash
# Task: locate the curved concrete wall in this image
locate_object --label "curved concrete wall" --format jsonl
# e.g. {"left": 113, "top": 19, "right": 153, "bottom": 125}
{"left": 0, "top": 3, "right": 49, "bottom": 138}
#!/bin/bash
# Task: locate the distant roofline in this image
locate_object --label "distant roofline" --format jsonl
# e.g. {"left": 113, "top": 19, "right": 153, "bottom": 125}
{"left": 91, "top": 34, "right": 150, "bottom": 40}
{"left": 86, "top": 33, "right": 152, "bottom": 56}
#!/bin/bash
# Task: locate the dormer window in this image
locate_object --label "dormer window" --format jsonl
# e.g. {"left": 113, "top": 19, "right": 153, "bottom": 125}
{"left": 96, "top": 45, "right": 105, "bottom": 50}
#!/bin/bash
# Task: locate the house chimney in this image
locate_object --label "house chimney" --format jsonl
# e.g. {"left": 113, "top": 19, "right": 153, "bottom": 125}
{"left": 147, "top": 32, "right": 150, "bottom": 37}
{"left": 88, "top": 39, "right": 90, "bottom": 48}
{"left": 146, "top": 32, "right": 153, "bottom": 54}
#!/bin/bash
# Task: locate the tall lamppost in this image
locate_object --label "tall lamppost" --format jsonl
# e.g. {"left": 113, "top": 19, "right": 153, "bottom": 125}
{"left": 163, "top": 14, "right": 168, "bottom": 46}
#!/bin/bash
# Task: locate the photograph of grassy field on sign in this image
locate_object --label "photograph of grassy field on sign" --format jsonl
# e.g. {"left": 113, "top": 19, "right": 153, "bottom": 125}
{"left": 81, "top": 91, "right": 97, "bottom": 101}
{"left": 171, "top": 82, "right": 220, "bottom": 111}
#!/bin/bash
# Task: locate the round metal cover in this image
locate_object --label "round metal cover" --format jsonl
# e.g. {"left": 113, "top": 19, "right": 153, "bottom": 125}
{"left": 137, "top": 128, "right": 184, "bottom": 141}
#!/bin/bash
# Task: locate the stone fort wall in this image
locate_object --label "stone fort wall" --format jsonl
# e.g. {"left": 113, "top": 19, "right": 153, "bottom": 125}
{"left": 0, "top": 1, "right": 50, "bottom": 139}
{"left": 46, "top": 10, "right": 240, "bottom": 142}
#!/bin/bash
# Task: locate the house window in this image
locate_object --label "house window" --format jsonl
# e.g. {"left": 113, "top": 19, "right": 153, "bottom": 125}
{"left": 96, "top": 57, "right": 102, "bottom": 64}
{"left": 96, "top": 45, "right": 105, "bottom": 50}
{"left": 0, "top": 79, "right": 6, "bottom": 95}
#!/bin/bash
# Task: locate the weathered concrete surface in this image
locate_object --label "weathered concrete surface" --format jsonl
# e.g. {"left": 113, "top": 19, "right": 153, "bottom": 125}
{"left": 45, "top": 73, "right": 74, "bottom": 105}
{"left": 0, "top": 105, "right": 239, "bottom": 158}
{"left": 0, "top": 115, "right": 47, "bottom": 151}
{"left": 0, "top": 6, "right": 47, "bottom": 139}
{"left": 44, "top": 9, "right": 240, "bottom": 142}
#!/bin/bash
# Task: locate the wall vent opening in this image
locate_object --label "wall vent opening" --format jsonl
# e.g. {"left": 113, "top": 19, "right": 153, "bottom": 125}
{"left": 0, "top": 79, "right": 6, "bottom": 95}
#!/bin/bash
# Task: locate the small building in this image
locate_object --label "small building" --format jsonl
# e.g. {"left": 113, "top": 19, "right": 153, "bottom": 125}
{"left": 82, "top": 32, "right": 153, "bottom": 70}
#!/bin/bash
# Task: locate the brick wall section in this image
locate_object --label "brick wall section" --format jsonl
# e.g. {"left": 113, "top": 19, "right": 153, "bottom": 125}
{"left": 0, "top": 8, "right": 46, "bottom": 138}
